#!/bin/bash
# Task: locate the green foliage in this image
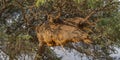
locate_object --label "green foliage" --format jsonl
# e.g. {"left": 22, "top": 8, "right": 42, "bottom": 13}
{"left": 36, "top": 0, "right": 46, "bottom": 7}
{"left": 101, "top": 12, "right": 120, "bottom": 46}
{"left": 73, "top": 0, "right": 83, "bottom": 3}
{"left": 0, "top": 0, "right": 120, "bottom": 60}
{"left": 35, "top": 0, "right": 102, "bottom": 9}
{"left": 74, "top": 0, "right": 103, "bottom": 8}
{"left": 18, "top": 34, "right": 32, "bottom": 40}
{"left": 36, "top": 0, "right": 52, "bottom": 7}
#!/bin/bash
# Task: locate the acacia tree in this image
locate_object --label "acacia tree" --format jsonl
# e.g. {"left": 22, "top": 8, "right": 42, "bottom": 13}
{"left": 0, "top": 0, "right": 120, "bottom": 60}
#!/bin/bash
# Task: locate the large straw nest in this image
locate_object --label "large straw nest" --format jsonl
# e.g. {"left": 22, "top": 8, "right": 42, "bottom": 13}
{"left": 36, "top": 17, "right": 93, "bottom": 46}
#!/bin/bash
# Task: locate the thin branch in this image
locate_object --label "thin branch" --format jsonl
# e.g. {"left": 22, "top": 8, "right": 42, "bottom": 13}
{"left": 84, "top": 1, "right": 120, "bottom": 22}
{"left": 0, "top": 3, "right": 13, "bottom": 17}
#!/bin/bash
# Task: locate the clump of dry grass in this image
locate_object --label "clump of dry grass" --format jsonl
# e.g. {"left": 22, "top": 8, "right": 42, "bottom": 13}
{"left": 36, "top": 17, "right": 93, "bottom": 47}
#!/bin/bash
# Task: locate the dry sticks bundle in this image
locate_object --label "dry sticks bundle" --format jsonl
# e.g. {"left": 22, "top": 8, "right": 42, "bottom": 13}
{"left": 36, "top": 11, "right": 95, "bottom": 47}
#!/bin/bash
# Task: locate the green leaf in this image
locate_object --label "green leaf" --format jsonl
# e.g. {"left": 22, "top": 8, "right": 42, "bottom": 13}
{"left": 73, "top": 0, "right": 83, "bottom": 3}
{"left": 36, "top": 0, "right": 45, "bottom": 7}
{"left": 22, "top": 34, "right": 32, "bottom": 40}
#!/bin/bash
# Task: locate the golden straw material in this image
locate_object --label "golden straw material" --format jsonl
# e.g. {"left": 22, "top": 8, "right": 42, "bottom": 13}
{"left": 36, "top": 17, "right": 93, "bottom": 46}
